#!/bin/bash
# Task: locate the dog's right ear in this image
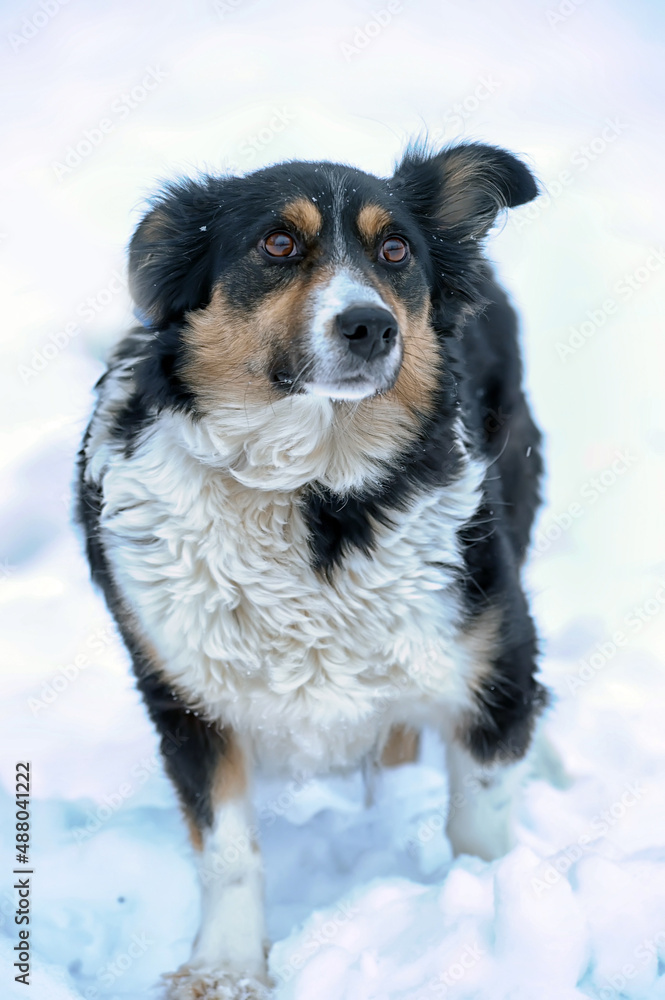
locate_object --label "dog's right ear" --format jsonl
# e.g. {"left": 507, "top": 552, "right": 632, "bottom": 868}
{"left": 391, "top": 143, "right": 538, "bottom": 241}
{"left": 129, "top": 178, "right": 227, "bottom": 329}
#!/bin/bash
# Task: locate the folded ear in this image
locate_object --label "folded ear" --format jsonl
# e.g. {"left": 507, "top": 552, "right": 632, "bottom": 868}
{"left": 392, "top": 143, "right": 538, "bottom": 240}
{"left": 129, "top": 177, "right": 226, "bottom": 328}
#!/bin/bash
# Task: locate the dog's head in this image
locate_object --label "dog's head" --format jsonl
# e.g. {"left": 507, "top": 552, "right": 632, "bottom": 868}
{"left": 129, "top": 144, "right": 537, "bottom": 424}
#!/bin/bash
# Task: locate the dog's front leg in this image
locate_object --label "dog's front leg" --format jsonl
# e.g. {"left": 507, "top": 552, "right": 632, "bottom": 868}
{"left": 146, "top": 694, "right": 269, "bottom": 999}
{"left": 444, "top": 559, "right": 548, "bottom": 862}
{"left": 445, "top": 739, "right": 531, "bottom": 861}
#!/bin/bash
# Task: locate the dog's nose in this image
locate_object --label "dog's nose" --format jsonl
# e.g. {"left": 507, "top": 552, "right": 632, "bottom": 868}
{"left": 335, "top": 307, "right": 398, "bottom": 362}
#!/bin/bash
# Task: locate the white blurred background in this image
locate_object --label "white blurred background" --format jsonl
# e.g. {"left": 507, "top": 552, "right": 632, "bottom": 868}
{"left": 1, "top": 1, "right": 664, "bottom": 997}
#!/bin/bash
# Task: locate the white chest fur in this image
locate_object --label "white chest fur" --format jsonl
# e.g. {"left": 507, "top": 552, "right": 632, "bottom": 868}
{"left": 90, "top": 399, "right": 486, "bottom": 773}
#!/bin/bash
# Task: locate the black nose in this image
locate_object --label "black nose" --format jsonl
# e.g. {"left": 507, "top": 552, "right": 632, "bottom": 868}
{"left": 336, "top": 307, "right": 398, "bottom": 362}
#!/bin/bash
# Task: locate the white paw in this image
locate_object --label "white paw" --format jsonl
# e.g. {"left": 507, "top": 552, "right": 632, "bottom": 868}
{"left": 162, "top": 964, "right": 272, "bottom": 1000}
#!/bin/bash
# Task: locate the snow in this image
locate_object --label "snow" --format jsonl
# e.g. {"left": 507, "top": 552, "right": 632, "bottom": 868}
{"left": 1, "top": 0, "right": 665, "bottom": 996}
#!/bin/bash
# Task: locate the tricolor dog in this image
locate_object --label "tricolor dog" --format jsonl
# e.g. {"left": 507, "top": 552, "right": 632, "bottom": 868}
{"left": 77, "top": 142, "right": 547, "bottom": 999}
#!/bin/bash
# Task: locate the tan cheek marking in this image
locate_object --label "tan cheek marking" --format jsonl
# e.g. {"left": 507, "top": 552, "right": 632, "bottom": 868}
{"left": 357, "top": 203, "right": 392, "bottom": 243}
{"left": 182, "top": 284, "right": 308, "bottom": 408}
{"left": 381, "top": 725, "right": 420, "bottom": 766}
{"left": 182, "top": 269, "right": 346, "bottom": 408}
{"left": 249, "top": 267, "right": 332, "bottom": 351}
{"left": 182, "top": 286, "right": 268, "bottom": 406}
{"left": 281, "top": 197, "right": 322, "bottom": 238}
{"left": 381, "top": 291, "right": 440, "bottom": 417}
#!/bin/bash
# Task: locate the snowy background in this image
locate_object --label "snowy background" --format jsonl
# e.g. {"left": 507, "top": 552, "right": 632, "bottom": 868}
{"left": 1, "top": 0, "right": 665, "bottom": 997}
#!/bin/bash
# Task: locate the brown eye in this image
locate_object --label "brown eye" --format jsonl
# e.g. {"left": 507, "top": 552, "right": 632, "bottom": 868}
{"left": 379, "top": 236, "right": 409, "bottom": 264}
{"left": 262, "top": 231, "right": 297, "bottom": 258}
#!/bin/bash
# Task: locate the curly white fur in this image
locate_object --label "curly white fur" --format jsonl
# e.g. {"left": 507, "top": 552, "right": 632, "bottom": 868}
{"left": 84, "top": 395, "right": 487, "bottom": 775}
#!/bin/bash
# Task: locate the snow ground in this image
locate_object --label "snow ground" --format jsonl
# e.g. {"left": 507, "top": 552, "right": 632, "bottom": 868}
{"left": 1, "top": 0, "right": 665, "bottom": 997}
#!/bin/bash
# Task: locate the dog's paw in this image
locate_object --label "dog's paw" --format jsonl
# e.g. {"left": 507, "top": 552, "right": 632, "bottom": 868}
{"left": 162, "top": 964, "right": 271, "bottom": 1000}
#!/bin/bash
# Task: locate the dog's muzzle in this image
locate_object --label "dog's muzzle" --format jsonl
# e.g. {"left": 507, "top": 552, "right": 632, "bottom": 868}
{"left": 304, "top": 271, "right": 402, "bottom": 400}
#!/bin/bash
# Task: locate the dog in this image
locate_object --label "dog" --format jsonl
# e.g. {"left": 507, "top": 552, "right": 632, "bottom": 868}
{"left": 76, "top": 141, "right": 547, "bottom": 999}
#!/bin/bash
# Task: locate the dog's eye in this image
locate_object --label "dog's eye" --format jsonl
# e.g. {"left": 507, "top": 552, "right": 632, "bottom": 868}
{"left": 379, "top": 236, "right": 409, "bottom": 264}
{"left": 261, "top": 231, "right": 298, "bottom": 258}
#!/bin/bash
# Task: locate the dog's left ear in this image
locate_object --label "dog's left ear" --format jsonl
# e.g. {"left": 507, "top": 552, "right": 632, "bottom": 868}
{"left": 391, "top": 143, "right": 538, "bottom": 239}
{"left": 128, "top": 177, "right": 228, "bottom": 329}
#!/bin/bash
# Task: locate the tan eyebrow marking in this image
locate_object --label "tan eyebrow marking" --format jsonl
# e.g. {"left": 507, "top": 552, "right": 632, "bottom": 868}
{"left": 357, "top": 203, "right": 392, "bottom": 242}
{"left": 281, "top": 197, "right": 322, "bottom": 238}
